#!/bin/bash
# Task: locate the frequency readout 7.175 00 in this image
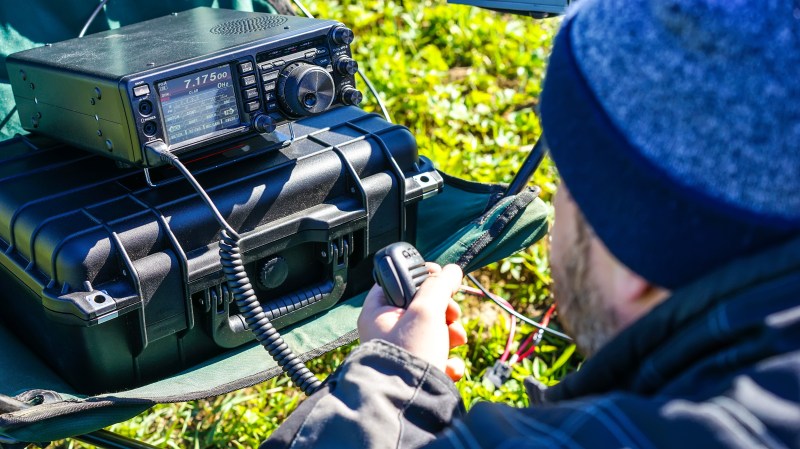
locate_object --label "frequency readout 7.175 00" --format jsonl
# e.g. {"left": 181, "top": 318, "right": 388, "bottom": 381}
{"left": 157, "top": 65, "right": 242, "bottom": 145}
{"left": 182, "top": 68, "right": 231, "bottom": 90}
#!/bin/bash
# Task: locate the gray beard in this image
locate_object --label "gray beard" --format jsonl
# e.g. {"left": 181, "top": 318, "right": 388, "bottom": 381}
{"left": 551, "top": 209, "right": 619, "bottom": 357}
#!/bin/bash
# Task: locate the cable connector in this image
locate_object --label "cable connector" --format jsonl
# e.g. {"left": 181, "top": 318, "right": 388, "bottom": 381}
{"left": 483, "top": 360, "right": 512, "bottom": 388}
{"left": 143, "top": 141, "right": 178, "bottom": 167}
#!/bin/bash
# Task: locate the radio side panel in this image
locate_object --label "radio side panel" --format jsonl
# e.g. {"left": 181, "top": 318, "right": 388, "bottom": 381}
{"left": 6, "top": 60, "right": 140, "bottom": 164}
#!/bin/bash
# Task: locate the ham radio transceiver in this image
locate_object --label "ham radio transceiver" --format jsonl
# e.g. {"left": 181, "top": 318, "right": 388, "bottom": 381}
{"left": 6, "top": 7, "right": 364, "bottom": 167}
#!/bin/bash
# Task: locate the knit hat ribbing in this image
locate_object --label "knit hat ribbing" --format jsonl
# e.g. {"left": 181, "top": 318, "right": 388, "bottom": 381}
{"left": 540, "top": 0, "right": 800, "bottom": 288}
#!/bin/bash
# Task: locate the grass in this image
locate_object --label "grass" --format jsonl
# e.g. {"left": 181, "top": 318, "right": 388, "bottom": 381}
{"left": 49, "top": 0, "right": 575, "bottom": 447}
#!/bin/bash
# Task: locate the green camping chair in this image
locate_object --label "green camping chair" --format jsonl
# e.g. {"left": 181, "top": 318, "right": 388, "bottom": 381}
{"left": 0, "top": 2, "right": 550, "bottom": 446}
{"left": 0, "top": 157, "right": 547, "bottom": 447}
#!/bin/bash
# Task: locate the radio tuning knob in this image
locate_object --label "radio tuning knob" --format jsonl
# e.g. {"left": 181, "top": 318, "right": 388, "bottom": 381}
{"left": 341, "top": 86, "right": 363, "bottom": 106}
{"left": 253, "top": 114, "right": 276, "bottom": 134}
{"left": 277, "top": 62, "right": 336, "bottom": 117}
{"left": 330, "top": 26, "right": 354, "bottom": 46}
{"left": 335, "top": 57, "right": 359, "bottom": 76}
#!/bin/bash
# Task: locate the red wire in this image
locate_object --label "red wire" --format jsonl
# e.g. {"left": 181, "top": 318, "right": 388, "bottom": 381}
{"left": 514, "top": 332, "right": 536, "bottom": 359}
{"left": 516, "top": 304, "right": 556, "bottom": 362}
{"left": 459, "top": 286, "right": 558, "bottom": 365}
{"left": 501, "top": 314, "right": 516, "bottom": 362}
{"left": 517, "top": 339, "right": 539, "bottom": 362}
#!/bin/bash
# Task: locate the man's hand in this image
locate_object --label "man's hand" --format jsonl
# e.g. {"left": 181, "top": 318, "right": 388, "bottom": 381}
{"left": 358, "top": 263, "right": 468, "bottom": 381}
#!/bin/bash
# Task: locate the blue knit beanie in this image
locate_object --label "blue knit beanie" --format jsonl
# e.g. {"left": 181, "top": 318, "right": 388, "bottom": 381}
{"left": 540, "top": 0, "right": 800, "bottom": 289}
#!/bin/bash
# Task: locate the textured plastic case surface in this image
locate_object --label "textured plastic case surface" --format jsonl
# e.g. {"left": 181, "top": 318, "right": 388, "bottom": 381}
{"left": 0, "top": 106, "right": 442, "bottom": 394}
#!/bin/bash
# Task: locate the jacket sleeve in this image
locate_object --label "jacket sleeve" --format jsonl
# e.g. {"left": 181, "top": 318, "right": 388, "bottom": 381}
{"left": 261, "top": 339, "right": 466, "bottom": 449}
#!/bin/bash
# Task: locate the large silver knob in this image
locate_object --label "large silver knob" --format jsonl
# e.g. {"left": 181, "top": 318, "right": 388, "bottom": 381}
{"left": 277, "top": 62, "right": 335, "bottom": 117}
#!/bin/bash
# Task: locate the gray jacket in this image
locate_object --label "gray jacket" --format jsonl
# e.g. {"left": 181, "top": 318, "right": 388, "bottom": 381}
{"left": 263, "top": 235, "right": 800, "bottom": 448}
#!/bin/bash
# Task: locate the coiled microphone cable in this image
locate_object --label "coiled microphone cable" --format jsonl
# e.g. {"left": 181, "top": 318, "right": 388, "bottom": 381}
{"left": 147, "top": 145, "right": 323, "bottom": 395}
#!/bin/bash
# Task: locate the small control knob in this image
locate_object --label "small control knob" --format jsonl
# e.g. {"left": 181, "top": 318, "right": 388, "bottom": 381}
{"left": 259, "top": 256, "right": 289, "bottom": 289}
{"left": 341, "top": 86, "right": 363, "bottom": 106}
{"left": 335, "top": 57, "right": 359, "bottom": 76}
{"left": 277, "top": 62, "right": 336, "bottom": 117}
{"left": 253, "top": 114, "right": 276, "bottom": 134}
{"left": 330, "top": 26, "right": 354, "bottom": 46}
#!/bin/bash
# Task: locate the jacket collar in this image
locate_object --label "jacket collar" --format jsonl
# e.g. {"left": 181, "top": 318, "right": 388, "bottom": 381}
{"left": 546, "top": 235, "right": 800, "bottom": 402}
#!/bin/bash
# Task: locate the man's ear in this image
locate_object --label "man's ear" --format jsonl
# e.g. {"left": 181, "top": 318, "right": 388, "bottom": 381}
{"left": 606, "top": 250, "right": 670, "bottom": 328}
{"left": 612, "top": 262, "right": 651, "bottom": 305}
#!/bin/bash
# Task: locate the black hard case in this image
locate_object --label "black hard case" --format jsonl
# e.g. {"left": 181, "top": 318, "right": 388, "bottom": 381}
{"left": 0, "top": 107, "right": 440, "bottom": 394}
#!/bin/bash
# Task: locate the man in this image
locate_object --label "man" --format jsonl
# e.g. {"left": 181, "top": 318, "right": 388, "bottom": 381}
{"left": 264, "top": 0, "right": 800, "bottom": 447}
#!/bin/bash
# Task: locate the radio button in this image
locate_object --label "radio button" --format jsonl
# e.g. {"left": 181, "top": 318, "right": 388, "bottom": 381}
{"left": 133, "top": 84, "right": 150, "bottom": 97}
{"left": 262, "top": 71, "right": 279, "bottom": 83}
{"left": 314, "top": 56, "right": 331, "bottom": 67}
{"left": 305, "top": 51, "right": 317, "bottom": 59}
{"left": 260, "top": 62, "right": 274, "bottom": 71}
{"left": 264, "top": 81, "right": 276, "bottom": 91}
{"left": 266, "top": 102, "right": 279, "bottom": 112}
{"left": 245, "top": 100, "right": 261, "bottom": 113}
{"left": 241, "top": 74, "right": 257, "bottom": 87}
{"left": 274, "top": 59, "right": 285, "bottom": 67}
{"left": 316, "top": 48, "right": 328, "bottom": 56}
{"left": 239, "top": 61, "right": 254, "bottom": 73}
{"left": 244, "top": 88, "right": 259, "bottom": 100}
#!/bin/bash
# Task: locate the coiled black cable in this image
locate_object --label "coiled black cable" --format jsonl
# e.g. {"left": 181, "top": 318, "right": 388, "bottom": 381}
{"left": 147, "top": 144, "right": 322, "bottom": 395}
{"left": 218, "top": 230, "right": 322, "bottom": 394}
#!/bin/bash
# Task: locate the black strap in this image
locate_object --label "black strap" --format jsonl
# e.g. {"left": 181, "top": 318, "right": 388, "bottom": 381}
{"left": 456, "top": 188, "right": 539, "bottom": 270}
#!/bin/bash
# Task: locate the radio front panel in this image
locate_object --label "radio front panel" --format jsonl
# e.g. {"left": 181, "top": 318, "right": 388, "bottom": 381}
{"left": 7, "top": 8, "right": 364, "bottom": 167}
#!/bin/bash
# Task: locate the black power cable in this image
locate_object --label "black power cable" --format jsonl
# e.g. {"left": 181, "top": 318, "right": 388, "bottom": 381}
{"left": 147, "top": 146, "right": 322, "bottom": 395}
{"left": 466, "top": 273, "right": 573, "bottom": 341}
{"left": 79, "top": 0, "right": 112, "bottom": 38}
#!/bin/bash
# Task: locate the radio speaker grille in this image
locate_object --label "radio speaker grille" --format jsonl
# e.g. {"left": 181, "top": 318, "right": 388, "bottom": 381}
{"left": 210, "top": 16, "right": 289, "bottom": 35}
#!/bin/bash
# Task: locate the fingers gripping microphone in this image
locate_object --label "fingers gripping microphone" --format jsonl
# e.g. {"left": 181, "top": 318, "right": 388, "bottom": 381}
{"left": 372, "top": 243, "right": 428, "bottom": 308}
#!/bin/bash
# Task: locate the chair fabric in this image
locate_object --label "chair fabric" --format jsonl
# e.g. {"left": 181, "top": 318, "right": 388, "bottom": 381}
{"left": 0, "top": 174, "right": 549, "bottom": 443}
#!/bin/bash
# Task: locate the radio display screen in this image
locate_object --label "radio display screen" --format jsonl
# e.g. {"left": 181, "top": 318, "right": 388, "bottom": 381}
{"left": 157, "top": 65, "right": 241, "bottom": 146}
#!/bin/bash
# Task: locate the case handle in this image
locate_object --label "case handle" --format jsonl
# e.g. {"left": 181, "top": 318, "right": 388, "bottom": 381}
{"left": 208, "top": 238, "right": 350, "bottom": 348}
